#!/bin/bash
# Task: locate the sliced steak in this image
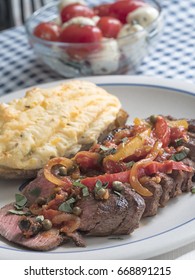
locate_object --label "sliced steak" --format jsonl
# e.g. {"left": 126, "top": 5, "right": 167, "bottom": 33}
{"left": 142, "top": 181, "right": 163, "bottom": 217}
{"left": 158, "top": 173, "right": 175, "bottom": 207}
{"left": 0, "top": 203, "right": 63, "bottom": 251}
{"left": 22, "top": 171, "right": 55, "bottom": 206}
{"left": 184, "top": 132, "right": 195, "bottom": 161}
{"left": 169, "top": 158, "right": 195, "bottom": 195}
{"left": 77, "top": 185, "right": 145, "bottom": 236}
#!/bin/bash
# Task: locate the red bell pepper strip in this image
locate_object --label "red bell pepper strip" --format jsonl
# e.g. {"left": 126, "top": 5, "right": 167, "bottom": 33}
{"left": 80, "top": 170, "right": 130, "bottom": 191}
{"left": 153, "top": 116, "right": 171, "bottom": 147}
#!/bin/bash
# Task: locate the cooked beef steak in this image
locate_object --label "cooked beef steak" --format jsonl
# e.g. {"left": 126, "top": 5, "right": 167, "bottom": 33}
{"left": 77, "top": 184, "right": 145, "bottom": 236}
{"left": 141, "top": 181, "right": 163, "bottom": 217}
{"left": 0, "top": 204, "right": 63, "bottom": 251}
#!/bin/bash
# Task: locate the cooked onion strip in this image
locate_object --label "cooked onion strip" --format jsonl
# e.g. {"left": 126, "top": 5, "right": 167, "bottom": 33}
{"left": 44, "top": 157, "right": 73, "bottom": 188}
{"left": 129, "top": 141, "right": 162, "bottom": 197}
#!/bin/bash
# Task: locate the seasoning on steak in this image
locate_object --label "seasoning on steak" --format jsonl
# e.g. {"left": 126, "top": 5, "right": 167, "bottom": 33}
{"left": 77, "top": 184, "right": 145, "bottom": 236}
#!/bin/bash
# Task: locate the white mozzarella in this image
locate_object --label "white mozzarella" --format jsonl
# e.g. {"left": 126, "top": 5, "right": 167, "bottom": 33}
{"left": 62, "top": 16, "right": 95, "bottom": 29}
{"left": 88, "top": 38, "right": 120, "bottom": 75}
{"left": 126, "top": 6, "right": 159, "bottom": 27}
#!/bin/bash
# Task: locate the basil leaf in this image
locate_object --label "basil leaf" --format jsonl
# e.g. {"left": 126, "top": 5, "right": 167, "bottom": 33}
{"left": 8, "top": 209, "right": 29, "bottom": 215}
{"left": 82, "top": 187, "right": 89, "bottom": 197}
{"left": 73, "top": 181, "right": 87, "bottom": 189}
{"left": 58, "top": 202, "right": 73, "bottom": 213}
{"left": 58, "top": 197, "right": 76, "bottom": 213}
{"left": 171, "top": 151, "right": 188, "bottom": 161}
{"left": 15, "top": 193, "right": 27, "bottom": 207}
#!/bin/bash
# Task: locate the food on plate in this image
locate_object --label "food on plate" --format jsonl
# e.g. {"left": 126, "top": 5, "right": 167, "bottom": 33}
{"left": 0, "top": 115, "right": 194, "bottom": 251}
{"left": 0, "top": 80, "right": 127, "bottom": 179}
{"left": 32, "top": 0, "right": 160, "bottom": 74}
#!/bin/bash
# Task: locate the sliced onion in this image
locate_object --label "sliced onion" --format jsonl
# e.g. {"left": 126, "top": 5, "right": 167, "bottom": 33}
{"left": 52, "top": 212, "right": 80, "bottom": 233}
{"left": 129, "top": 141, "right": 162, "bottom": 197}
{"left": 44, "top": 157, "right": 73, "bottom": 188}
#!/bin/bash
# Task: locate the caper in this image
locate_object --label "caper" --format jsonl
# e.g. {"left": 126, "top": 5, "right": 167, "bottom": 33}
{"left": 150, "top": 115, "right": 157, "bottom": 124}
{"left": 96, "top": 188, "right": 106, "bottom": 199}
{"left": 42, "top": 219, "right": 52, "bottom": 231}
{"left": 72, "top": 206, "right": 82, "bottom": 216}
{"left": 58, "top": 166, "right": 67, "bottom": 176}
{"left": 36, "top": 197, "right": 46, "bottom": 206}
{"left": 112, "top": 181, "right": 124, "bottom": 192}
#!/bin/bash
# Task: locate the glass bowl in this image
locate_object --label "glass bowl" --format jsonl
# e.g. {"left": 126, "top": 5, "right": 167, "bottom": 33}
{"left": 25, "top": 0, "right": 163, "bottom": 78}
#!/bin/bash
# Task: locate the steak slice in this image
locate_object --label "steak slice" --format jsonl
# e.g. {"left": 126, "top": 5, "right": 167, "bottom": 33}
{"left": 158, "top": 173, "right": 176, "bottom": 207}
{"left": 184, "top": 132, "right": 195, "bottom": 161}
{"left": 22, "top": 170, "right": 55, "bottom": 206}
{"left": 142, "top": 181, "right": 163, "bottom": 217}
{"left": 77, "top": 184, "right": 145, "bottom": 236}
{"left": 0, "top": 204, "right": 63, "bottom": 251}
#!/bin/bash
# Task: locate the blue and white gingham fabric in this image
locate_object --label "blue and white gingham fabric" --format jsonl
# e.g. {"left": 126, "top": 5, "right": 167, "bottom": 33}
{"left": 0, "top": 0, "right": 195, "bottom": 96}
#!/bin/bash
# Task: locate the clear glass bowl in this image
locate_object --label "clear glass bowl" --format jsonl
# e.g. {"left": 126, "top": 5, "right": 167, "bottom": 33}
{"left": 25, "top": 0, "right": 163, "bottom": 78}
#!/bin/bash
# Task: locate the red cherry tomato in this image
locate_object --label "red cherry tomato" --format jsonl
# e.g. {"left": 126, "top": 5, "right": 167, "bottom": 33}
{"left": 109, "top": 0, "right": 146, "bottom": 23}
{"left": 93, "top": 3, "right": 112, "bottom": 17}
{"left": 33, "top": 22, "right": 61, "bottom": 41}
{"left": 59, "top": 24, "right": 102, "bottom": 59}
{"left": 60, "top": 4, "right": 95, "bottom": 23}
{"left": 97, "top": 16, "right": 122, "bottom": 38}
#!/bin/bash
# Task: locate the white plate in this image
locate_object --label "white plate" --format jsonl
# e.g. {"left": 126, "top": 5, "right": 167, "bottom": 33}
{"left": 0, "top": 75, "right": 195, "bottom": 260}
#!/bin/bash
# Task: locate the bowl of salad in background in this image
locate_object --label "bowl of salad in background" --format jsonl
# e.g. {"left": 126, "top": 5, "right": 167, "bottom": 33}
{"left": 25, "top": 0, "right": 163, "bottom": 77}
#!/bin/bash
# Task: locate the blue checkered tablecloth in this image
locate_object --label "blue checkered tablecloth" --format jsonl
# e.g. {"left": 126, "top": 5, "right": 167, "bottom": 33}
{"left": 0, "top": 0, "right": 195, "bottom": 96}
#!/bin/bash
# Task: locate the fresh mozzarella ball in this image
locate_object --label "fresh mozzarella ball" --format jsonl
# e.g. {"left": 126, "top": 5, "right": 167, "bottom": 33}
{"left": 92, "top": 16, "right": 100, "bottom": 24}
{"left": 88, "top": 38, "right": 120, "bottom": 74}
{"left": 126, "top": 6, "right": 159, "bottom": 28}
{"left": 62, "top": 16, "right": 95, "bottom": 29}
{"left": 117, "top": 23, "right": 146, "bottom": 47}
{"left": 58, "top": 0, "right": 87, "bottom": 11}
{"left": 117, "top": 23, "right": 144, "bottom": 39}
{"left": 117, "top": 24, "right": 147, "bottom": 64}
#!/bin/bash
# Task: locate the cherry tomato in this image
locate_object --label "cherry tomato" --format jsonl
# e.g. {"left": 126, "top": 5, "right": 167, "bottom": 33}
{"left": 93, "top": 3, "right": 112, "bottom": 17}
{"left": 60, "top": 4, "right": 95, "bottom": 23}
{"left": 109, "top": 0, "right": 146, "bottom": 23}
{"left": 33, "top": 22, "right": 61, "bottom": 41}
{"left": 97, "top": 16, "right": 122, "bottom": 38}
{"left": 59, "top": 24, "right": 102, "bottom": 59}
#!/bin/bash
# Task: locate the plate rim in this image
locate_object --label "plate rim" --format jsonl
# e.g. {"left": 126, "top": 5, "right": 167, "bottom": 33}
{"left": 0, "top": 75, "right": 195, "bottom": 260}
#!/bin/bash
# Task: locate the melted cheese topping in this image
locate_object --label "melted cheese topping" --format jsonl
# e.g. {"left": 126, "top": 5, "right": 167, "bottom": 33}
{"left": 0, "top": 81, "right": 121, "bottom": 170}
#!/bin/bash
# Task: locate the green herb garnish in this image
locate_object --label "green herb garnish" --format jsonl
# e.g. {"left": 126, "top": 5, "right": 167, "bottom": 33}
{"left": 15, "top": 193, "right": 27, "bottom": 208}
{"left": 8, "top": 209, "right": 30, "bottom": 215}
{"left": 58, "top": 197, "right": 76, "bottom": 213}
{"left": 171, "top": 150, "right": 188, "bottom": 161}
{"left": 73, "top": 180, "right": 89, "bottom": 197}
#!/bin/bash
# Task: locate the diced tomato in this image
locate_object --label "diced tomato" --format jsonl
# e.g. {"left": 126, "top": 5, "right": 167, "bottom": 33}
{"left": 74, "top": 151, "right": 102, "bottom": 171}
{"left": 170, "top": 126, "right": 186, "bottom": 143}
{"left": 153, "top": 116, "right": 171, "bottom": 147}
{"left": 144, "top": 160, "right": 193, "bottom": 175}
{"left": 42, "top": 208, "right": 60, "bottom": 220}
{"left": 103, "top": 159, "right": 128, "bottom": 173}
{"left": 80, "top": 170, "right": 130, "bottom": 191}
